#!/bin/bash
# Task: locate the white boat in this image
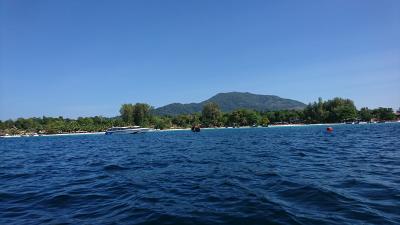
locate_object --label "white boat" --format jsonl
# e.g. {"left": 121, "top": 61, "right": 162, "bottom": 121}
{"left": 105, "top": 126, "right": 153, "bottom": 135}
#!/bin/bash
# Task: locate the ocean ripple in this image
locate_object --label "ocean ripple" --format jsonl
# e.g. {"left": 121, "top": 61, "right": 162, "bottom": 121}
{"left": 1, "top": 123, "right": 400, "bottom": 224}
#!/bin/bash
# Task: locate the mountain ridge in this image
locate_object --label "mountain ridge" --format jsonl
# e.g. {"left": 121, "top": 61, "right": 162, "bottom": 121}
{"left": 153, "top": 92, "right": 306, "bottom": 116}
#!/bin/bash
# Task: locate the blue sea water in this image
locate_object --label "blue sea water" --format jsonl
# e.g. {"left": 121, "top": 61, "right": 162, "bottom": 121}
{"left": 0, "top": 123, "right": 399, "bottom": 225}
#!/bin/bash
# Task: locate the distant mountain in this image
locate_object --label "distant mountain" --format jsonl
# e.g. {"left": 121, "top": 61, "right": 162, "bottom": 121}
{"left": 153, "top": 92, "right": 306, "bottom": 116}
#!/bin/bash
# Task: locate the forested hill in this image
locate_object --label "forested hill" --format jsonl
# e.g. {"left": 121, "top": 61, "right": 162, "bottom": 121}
{"left": 153, "top": 92, "right": 306, "bottom": 116}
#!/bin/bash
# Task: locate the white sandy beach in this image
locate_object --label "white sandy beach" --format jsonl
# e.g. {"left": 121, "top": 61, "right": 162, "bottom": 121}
{"left": 2, "top": 122, "right": 396, "bottom": 138}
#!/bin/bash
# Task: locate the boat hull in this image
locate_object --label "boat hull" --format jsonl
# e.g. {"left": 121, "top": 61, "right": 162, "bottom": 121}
{"left": 105, "top": 128, "right": 152, "bottom": 135}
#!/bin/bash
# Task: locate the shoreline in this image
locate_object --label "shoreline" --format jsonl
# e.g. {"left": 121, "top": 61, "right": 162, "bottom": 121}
{"left": 1, "top": 121, "right": 399, "bottom": 138}
{"left": 0, "top": 132, "right": 105, "bottom": 138}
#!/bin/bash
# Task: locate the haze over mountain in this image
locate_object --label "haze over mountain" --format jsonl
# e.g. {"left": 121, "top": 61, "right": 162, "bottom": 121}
{"left": 154, "top": 92, "right": 306, "bottom": 116}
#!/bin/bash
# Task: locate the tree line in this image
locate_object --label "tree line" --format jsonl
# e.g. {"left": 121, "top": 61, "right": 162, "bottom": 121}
{"left": 0, "top": 97, "right": 397, "bottom": 135}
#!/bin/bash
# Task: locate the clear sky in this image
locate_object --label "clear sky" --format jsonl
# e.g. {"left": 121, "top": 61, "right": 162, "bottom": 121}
{"left": 1, "top": 0, "right": 399, "bottom": 120}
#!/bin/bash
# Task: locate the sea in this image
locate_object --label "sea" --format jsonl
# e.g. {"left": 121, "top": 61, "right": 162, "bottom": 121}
{"left": 1, "top": 123, "right": 399, "bottom": 225}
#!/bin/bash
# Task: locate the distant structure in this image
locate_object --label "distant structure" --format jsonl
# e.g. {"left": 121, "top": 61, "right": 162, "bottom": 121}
{"left": 191, "top": 125, "right": 201, "bottom": 132}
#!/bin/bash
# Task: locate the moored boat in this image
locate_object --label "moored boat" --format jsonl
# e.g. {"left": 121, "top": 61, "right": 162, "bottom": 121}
{"left": 105, "top": 126, "right": 153, "bottom": 135}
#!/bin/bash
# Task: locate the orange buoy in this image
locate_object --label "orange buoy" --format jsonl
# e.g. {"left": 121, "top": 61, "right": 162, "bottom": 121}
{"left": 326, "top": 127, "right": 333, "bottom": 132}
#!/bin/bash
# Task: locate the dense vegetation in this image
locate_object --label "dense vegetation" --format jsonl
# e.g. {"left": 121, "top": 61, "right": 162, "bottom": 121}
{"left": 0, "top": 116, "right": 124, "bottom": 135}
{"left": 0, "top": 97, "right": 397, "bottom": 135}
{"left": 154, "top": 92, "right": 306, "bottom": 116}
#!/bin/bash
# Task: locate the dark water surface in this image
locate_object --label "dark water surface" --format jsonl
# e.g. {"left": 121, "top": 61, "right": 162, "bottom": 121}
{"left": 1, "top": 123, "right": 400, "bottom": 225}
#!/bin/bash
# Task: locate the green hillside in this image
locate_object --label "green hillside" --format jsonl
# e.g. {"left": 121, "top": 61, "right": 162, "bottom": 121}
{"left": 153, "top": 92, "right": 306, "bottom": 116}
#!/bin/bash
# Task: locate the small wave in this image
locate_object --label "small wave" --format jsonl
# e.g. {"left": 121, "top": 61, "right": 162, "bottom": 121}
{"left": 0, "top": 192, "right": 16, "bottom": 201}
{"left": 1, "top": 172, "right": 34, "bottom": 180}
{"left": 297, "top": 152, "right": 306, "bottom": 157}
{"left": 41, "top": 194, "right": 74, "bottom": 207}
{"left": 277, "top": 184, "right": 357, "bottom": 212}
{"left": 103, "top": 164, "right": 128, "bottom": 171}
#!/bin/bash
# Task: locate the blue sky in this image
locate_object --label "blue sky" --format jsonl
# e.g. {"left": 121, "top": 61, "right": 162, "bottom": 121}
{"left": 1, "top": 0, "right": 399, "bottom": 119}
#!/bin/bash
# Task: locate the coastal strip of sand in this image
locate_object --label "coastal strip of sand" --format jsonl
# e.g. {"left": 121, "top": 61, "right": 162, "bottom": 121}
{"left": 2, "top": 122, "right": 392, "bottom": 138}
